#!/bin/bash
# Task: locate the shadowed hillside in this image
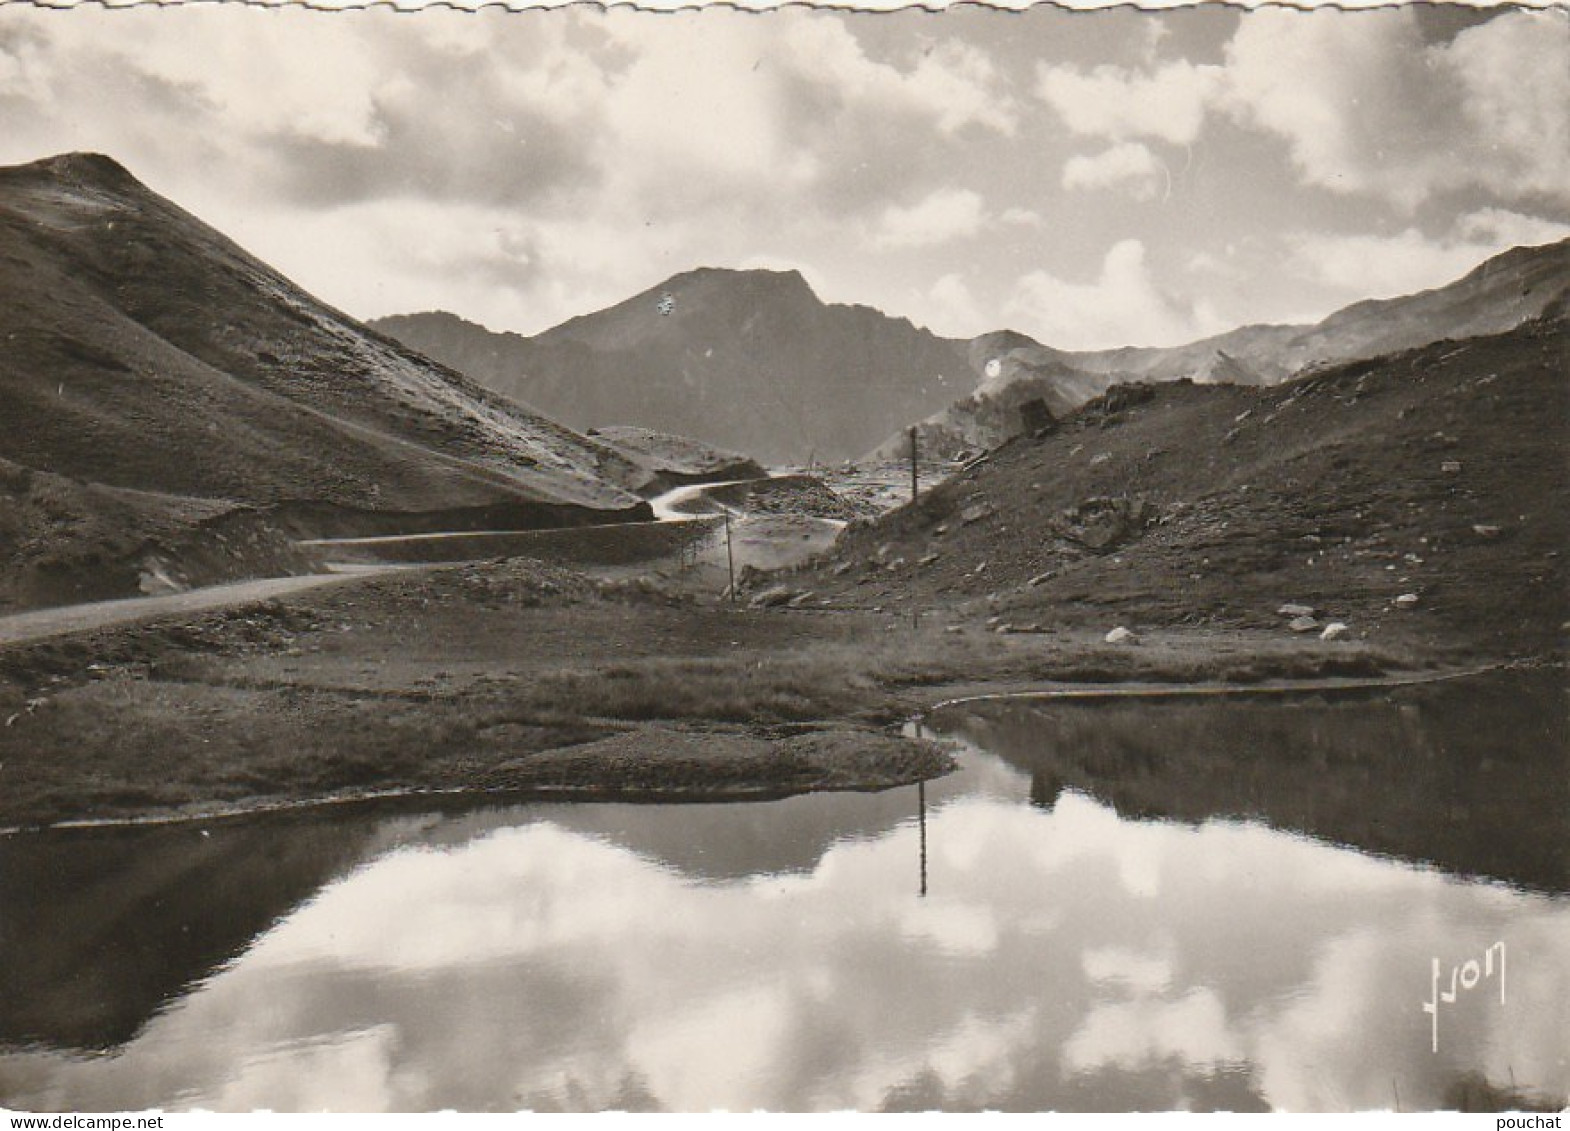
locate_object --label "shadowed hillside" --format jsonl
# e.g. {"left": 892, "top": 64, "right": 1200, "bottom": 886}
{"left": 802, "top": 313, "right": 1569, "bottom": 658}
{"left": 934, "top": 668, "right": 1569, "bottom": 894}
{"left": 375, "top": 267, "right": 975, "bottom": 465}
{"left": 0, "top": 153, "right": 652, "bottom": 609}
{"left": 885, "top": 239, "right": 1570, "bottom": 456}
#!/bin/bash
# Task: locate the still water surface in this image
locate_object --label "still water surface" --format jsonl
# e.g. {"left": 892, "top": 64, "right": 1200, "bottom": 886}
{"left": 1, "top": 672, "right": 1565, "bottom": 1111}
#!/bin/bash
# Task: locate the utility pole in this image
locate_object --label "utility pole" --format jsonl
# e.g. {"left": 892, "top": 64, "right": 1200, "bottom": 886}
{"left": 909, "top": 425, "right": 919, "bottom": 504}
{"left": 913, "top": 721, "right": 929, "bottom": 898}
{"left": 723, "top": 508, "right": 737, "bottom": 602}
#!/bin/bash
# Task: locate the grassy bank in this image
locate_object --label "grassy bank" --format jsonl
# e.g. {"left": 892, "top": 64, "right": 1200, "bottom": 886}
{"left": 0, "top": 556, "right": 1426, "bottom": 829}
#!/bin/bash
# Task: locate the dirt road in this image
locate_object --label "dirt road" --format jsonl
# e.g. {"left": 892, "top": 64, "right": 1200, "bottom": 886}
{"left": 0, "top": 572, "right": 378, "bottom": 648}
{"left": 0, "top": 480, "right": 767, "bottom": 646}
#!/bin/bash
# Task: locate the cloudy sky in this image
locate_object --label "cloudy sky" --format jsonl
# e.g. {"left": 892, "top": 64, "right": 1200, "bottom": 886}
{"left": 1, "top": 2, "right": 1567, "bottom": 349}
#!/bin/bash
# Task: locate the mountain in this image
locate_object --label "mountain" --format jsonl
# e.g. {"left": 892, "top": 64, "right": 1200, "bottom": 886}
{"left": 373, "top": 268, "right": 975, "bottom": 465}
{"left": 803, "top": 311, "right": 1569, "bottom": 657}
{"left": 893, "top": 239, "right": 1570, "bottom": 456}
{"left": 1069, "top": 238, "right": 1570, "bottom": 383}
{"left": 586, "top": 426, "right": 765, "bottom": 488}
{"left": 870, "top": 331, "right": 1126, "bottom": 461}
{"left": 0, "top": 153, "right": 648, "bottom": 609}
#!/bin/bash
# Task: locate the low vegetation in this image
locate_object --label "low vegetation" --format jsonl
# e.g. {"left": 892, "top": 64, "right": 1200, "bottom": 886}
{"left": 0, "top": 549, "right": 1420, "bottom": 829}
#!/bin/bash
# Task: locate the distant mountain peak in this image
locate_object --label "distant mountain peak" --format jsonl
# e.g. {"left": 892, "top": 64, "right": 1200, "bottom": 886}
{"left": 7, "top": 152, "right": 140, "bottom": 190}
{"left": 880, "top": 236, "right": 1568, "bottom": 458}
{"left": 0, "top": 149, "right": 646, "bottom": 528}
{"left": 670, "top": 265, "right": 810, "bottom": 285}
{"left": 654, "top": 265, "right": 819, "bottom": 306}
{"left": 375, "top": 264, "right": 972, "bottom": 464}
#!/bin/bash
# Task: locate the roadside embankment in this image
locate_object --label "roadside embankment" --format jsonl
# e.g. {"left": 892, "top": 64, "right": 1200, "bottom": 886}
{"left": 0, "top": 555, "right": 1432, "bottom": 830}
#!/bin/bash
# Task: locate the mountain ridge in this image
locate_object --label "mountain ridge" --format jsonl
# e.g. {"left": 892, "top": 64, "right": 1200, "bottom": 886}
{"left": 375, "top": 267, "right": 974, "bottom": 465}
{"left": 380, "top": 238, "right": 1569, "bottom": 469}
{"left": 803, "top": 310, "right": 1569, "bottom": 657}
{"left": 0, "top": 152, "right": 651, "bottom": 608}
{"left": 886, "top": 237, "right": 1570, "bottom": 457}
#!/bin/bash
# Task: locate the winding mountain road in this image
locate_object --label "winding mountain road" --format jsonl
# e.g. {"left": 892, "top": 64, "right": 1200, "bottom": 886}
{"left": 0, "top": 572, "right": 379, "bottom": 649}
{"left": 0, "top": 481, "right": 768, "bottom": 650}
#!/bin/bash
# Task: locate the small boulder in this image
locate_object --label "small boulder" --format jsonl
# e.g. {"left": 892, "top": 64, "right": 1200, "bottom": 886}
{"left": 959, "top": 503, "right": 995, "bottom": 526}
{"left": 1277, "top": 603, "right": 1317, "bottom": 618}
{"left": 1394, "top": 593, "right": 1420, "bottom": 609}
{"left": 750, "top": 585, "right": 797, "bottom": 608}
{"left": 1105, "top": 626, "right": 1140, "bottom": 645}
{"left": 1320, "top": 622, "right": 1351, "bottom": 641}
{"left": 1441, "top": 460, "right": 1462, "bottom": 474}
{"left": 1288, "top": 616, "right": 1320, "bottom": 633}
{"left": 1472, "top": 524, "right": 1503, "bottom": 539}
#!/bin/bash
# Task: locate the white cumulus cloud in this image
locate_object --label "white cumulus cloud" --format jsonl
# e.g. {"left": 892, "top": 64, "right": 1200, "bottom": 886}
{"left": 924, "top": 272, "right": 990, "bottom": 338}
{"left": 1005, "top": 239, "right": 1225, "bottom": 350}
{"left": 1223, "top": 8, "right": 1570, "bottom": 210}
{"left": 869, "top": 188, "right": 987, "bottom": 250}
{"left": 785, "top": 21, "right": 1018, "bottom": 138}
{"left": 1034, "top": 58, "right": 1222, "bottom": 146}
{"left": 1287, "top": 209, "right": 1570, "bottom": 298}
{"left": 1062, "top": 142, "right": 1165, "bottom": 201}
{"left": 1034, "top": 9, "right": 1570, "bottom": 213}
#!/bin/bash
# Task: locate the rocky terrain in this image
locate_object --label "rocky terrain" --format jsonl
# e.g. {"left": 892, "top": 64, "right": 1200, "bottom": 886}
{"left": 0, "top": 148, "right": 1564, "bottom": 837}
{"left": 0, "top": 154, "right": 651, "bottom": 611}
{"left": 373, "top": 268, "right": 974, "bottom": 465}
{"left": 884, "top": 239, "right": 1570, "bottom": 458}
{"left": 587, "top": 426, "right": 765, "bottom": 490}
{"left": 380, "top": 239, "right": 1567, "bottom": 476}
{"left": 16, "top": 293, "right": 1560, "bottom": 831}
{"left": 1073, "top": 239, "right": 1569, "bottom": 383}
{"left": 794, "top": 313, "right": 1568, "bottom": 659}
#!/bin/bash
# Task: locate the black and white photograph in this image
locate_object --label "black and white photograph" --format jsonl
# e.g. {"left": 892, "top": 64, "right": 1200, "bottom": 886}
{"left": 0, "top": 0, "right": 1566, "bottom": 1115}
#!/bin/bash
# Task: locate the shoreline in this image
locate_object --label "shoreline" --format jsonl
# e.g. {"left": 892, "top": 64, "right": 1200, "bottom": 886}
{"left": 0, "top": 663, "right": 1496, "bottom": 838}
{"left": 0, "top": 556, "right": 1556, "bottom": 834}
{"left": 0, "top": 770, "right": 935, "bottom": 839}
{"left": 5, "top": 659, "right": 1553, "bottom": 839}
{"left": 919, "top": 660, "right": 1521, "bottom": 712}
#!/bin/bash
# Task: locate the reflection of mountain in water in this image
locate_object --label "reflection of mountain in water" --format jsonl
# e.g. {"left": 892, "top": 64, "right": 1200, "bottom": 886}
{"left": 931, "top": 671, "right": 1568, "bottom": 894}
{"left": 0, "top": 816, "right": 381, "bottom": 1050}
{"left": 9, "top": 670, "right": 1558, "bottom": 1069}
{"left": 1, "top": 777, "right": 937, "bottom": 1053}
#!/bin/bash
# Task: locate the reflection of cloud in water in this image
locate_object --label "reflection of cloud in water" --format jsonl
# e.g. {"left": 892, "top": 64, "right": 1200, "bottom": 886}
{"left": 2, "top": 782, "right": 1565, "bottom": 1112}
{"left": 1064, "top": 986, "right": 1243, "bottom": 1076}
{"left": 900, "top": 899, "right": 999, "bottom": 957}
{"left": 1083, "top": 946, "right": 1174, "bottom": 994}
{"left": 208, "top": 1024, "right": 400, "bottom": 1112}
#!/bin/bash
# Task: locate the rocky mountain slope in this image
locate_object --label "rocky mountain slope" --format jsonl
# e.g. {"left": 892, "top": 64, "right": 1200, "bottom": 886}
{"left": 382, "top": 242, "right": 1568, "bottom": 472}
{"left": 587, "top": 426, "right": 765, "bottom": 489}
{"left": 1074, "top": 238, "right": 1570, "bottom": 383}
{"left": 799, "top": 313, "right": 1568, "bottom": 658}
{"left": 0, "top": 153, "right": 649, "bottom": 609}
{"left": 374, "top": 268, "right": 974, "bottom": 466}
{"left": 890, "top": 239, "right": 1570, "bottom": 457}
